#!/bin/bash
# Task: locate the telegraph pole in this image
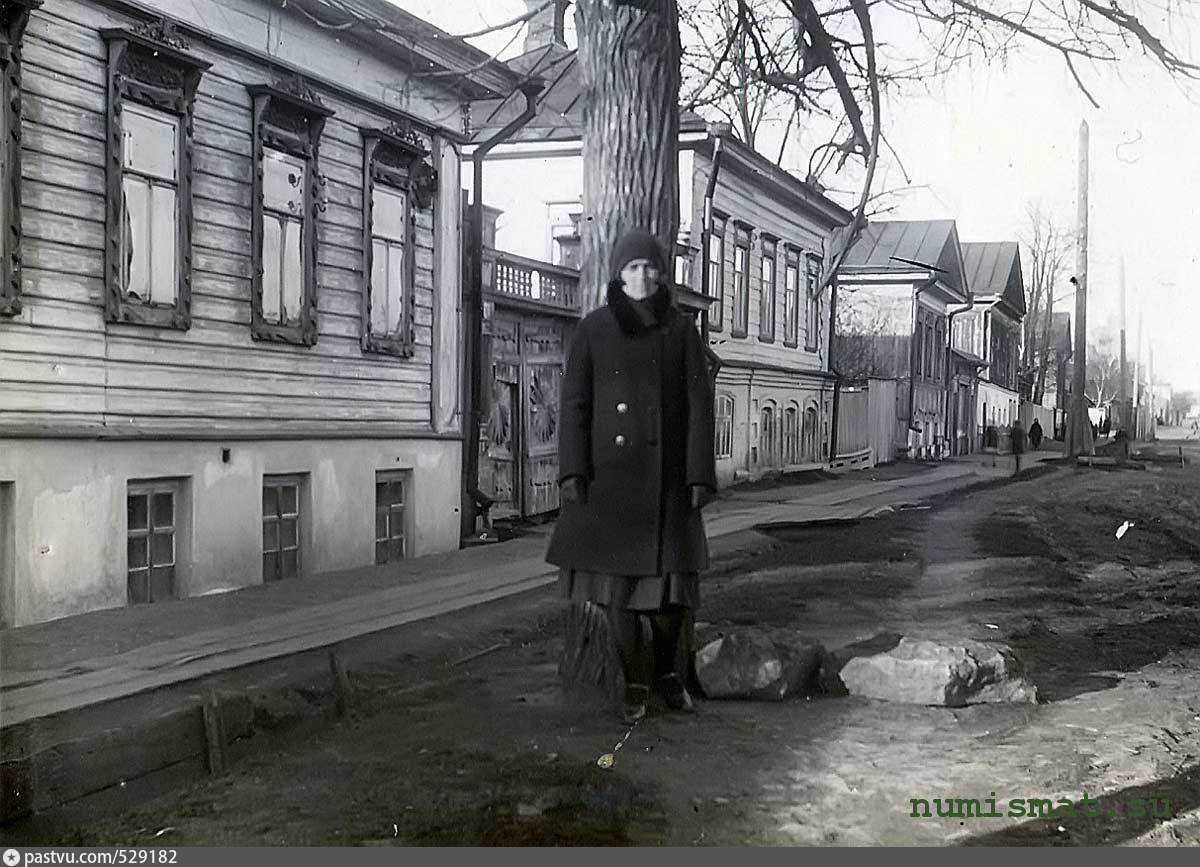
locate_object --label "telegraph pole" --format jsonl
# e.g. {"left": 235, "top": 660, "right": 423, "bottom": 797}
{"left": 1067, "top": 120, "right": 1090, "bottom": 458}
{"left": 1118, "top": 256, "right": 1127, "bottom": 431}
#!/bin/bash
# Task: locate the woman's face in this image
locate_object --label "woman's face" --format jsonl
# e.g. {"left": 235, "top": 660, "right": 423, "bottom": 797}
{"left": 620, "top": 258, "right": 660, "bottom": 300}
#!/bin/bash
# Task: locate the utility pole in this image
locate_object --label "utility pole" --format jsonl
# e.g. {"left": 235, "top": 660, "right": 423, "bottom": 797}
{"left": 1067, "top": 120, "right": 1090, "bottom": 458}
{"left": 1134, "top": 304, "right": 1143, "bottom": 438}
{"left": 1118, "top": 256, "right": 1127, "bottom": 431}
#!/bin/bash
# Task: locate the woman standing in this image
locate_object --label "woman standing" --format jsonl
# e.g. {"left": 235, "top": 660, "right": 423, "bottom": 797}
{"left": 547, "top": 229, "right": 717, "bottom": 724}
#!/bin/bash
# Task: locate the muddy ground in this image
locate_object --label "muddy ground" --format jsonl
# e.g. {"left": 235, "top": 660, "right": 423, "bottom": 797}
{"left": 20, "top": 447, "right": 1200, "bottom": 846}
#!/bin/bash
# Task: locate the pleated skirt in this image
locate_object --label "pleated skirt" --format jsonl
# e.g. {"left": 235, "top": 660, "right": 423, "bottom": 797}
{"left": 557, "top": 568, "right": 700, "bottom": 612}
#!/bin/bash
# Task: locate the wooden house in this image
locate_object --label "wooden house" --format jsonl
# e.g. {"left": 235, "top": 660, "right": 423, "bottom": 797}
{"left": 836, "top": 220, "right": 972, "bottom": 461}
{"left": 958, "top": 242, "right": 1026, "bottom": 450}
{"left": 0, "top": 0, "right": 526, "bottom": 626}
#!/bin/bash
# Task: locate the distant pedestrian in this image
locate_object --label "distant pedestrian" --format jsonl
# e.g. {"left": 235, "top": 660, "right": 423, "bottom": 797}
{"left": 547, "top": 229, "right": 717, "bottom": 725}
{"left": 1010, "top": 419, "right": 1027, "bottom": 475}
{"left": 1028, "top": 418, "right": 1043, "bottom": 450}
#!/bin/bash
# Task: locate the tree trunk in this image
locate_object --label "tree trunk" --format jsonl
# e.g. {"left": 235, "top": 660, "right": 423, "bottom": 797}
{"left": 575, "top": 0, "right": 681, "bottom": 311}
{"left": 562, "top": 0, "right": 686, "bottom": 701}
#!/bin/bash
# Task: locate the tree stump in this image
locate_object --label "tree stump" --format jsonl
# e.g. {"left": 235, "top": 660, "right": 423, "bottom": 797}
{"left": 558, "top": 601, "right": 700, "bottom": 704}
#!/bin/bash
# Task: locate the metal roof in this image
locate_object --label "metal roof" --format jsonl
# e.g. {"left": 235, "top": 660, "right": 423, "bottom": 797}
{"left": 961, "top": 241, "right": 1026, "bottom": 318}
{"left": 295, "top": 0, "right": 527, "bottom": 101}
{"left": 839, "top": 220, "right": 968, "bottom": 297}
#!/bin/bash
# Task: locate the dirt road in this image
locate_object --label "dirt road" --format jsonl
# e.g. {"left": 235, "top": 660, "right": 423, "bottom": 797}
{"left": 21, "top": 448, "right": 1200, "bottom": 846}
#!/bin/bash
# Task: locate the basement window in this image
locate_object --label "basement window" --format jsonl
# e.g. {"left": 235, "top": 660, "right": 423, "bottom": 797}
{"left": 127, "top": 481, "right": 179, "bottom": 604}
{"left": 262, "top": 474, "right": 303, "bottom": 581}
{"left": 375, "top": 471, "right": 409, "bottom": 564}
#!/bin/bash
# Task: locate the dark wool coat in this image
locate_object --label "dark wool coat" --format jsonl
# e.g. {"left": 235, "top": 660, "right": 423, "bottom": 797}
{"left": 545, "top": 279, "right": 717, "bottom": 576}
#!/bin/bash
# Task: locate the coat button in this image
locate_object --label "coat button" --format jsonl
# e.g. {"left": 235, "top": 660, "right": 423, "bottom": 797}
{"left": 614, "top": 435, "right": 626, "bottom": 446}
{"left": 617, "top": 402, "right": 628, "bottom": 414}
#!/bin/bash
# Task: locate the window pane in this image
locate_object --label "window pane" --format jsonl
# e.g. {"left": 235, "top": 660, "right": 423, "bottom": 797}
{"left": 122, "top": 177, "right": 151, "bottom": 299}
{"left": 123, "top": 104, "right": 178, "bottom": 181}
{"left": 151, "top": 531, "right": 174, "bottom": 567}
{"left": 280, "top": 485, "right": 298, "bottom": 515}
{"left": 390, "top": 537, "right": 405, "bottom": 561}
{"left": 149, "top": 184, "right": 178, "bottom": 305}
{"left": 128, "top": 535, "right": 148, "bottom": 570}
{"left": 281, "top": 518, "right": 298, "bottom": 549}
{"left": 263, "top": 552, "right": 277, "bottom": 581}
{"left": 281, "top": 549, "right": 299, "bottom": 579}
{"left": 375, "top": 541, "right": 388, "bottom": 565}
{"left": 387, "top": 242, "right": 405, "bottom": 334}
{"left": 389, "top": 481, "right": 405, "bottom": 507}
{"left": 263, "top": 148, "right": 305, "bottom": 214}
{"left": 152, "top": 492, "right": 173, "bottom": 528}
{"left": 263, "top": 486, "right": 278, "bottom": 517}
{"left": 370, "top": 239, "right": 390, "bottom": 336}
{"left": 128, "top": 569, "right": 150, "bottom": 604}
{"left": 128, "top": 494, "right": 149, "bottom": 531}
{"left": 262, "top": 215, "right": 283, "bottom": 322}
{"left": 373, "top": 185, "right": 407, "bottom": 242}
{"left": 150, "top": 565, "right": 174, "bottom": 601}
{"left": 389, "top": 503, "right": 405, "bottom": 541}
{"left": 282, "top": 218, "right": 303, "bottom": 322}
{"left": 375, "top": 510, "right": 387, "bottom": 541}
{"left": 263, "top": 519, "right": 278, "bottom": 553}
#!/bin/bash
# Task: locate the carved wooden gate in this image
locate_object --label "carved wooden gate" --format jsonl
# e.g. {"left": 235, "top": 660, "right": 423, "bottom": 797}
{"left": 481, "top": 313, "right": 568, "bottom": 519}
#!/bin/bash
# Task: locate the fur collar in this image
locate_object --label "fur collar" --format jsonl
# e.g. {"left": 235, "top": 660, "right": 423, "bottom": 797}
{"left": 606, "top": 279, "right": 675, "bottom": 337}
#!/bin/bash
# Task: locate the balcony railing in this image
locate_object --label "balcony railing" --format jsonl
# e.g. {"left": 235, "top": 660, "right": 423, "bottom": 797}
{"left": 485, "top": 250, "right": 581, "bottom": 313}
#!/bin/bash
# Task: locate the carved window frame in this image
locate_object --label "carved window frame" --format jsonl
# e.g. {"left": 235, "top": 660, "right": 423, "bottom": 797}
{"left": 247, "top": 79, "right": 333, "bottom": 346}
{"left": 804, "top": 252, "right": 822, "bottom": 353}
{"left": 731, "top": 220, "right": 753, "bottom": 338}
{"left": 758, "top": 233, "right": 777, "bottom": 343}
{"left": 101, "top": 21, "right": 209, "bottom": 330}
{"left": 360, "top": 123, "right": 436, "bottom": 358}
{"left": 707, "top": 212, "right": 726, "bottom": 332}
{"left": 782, "top": 244, "right": 800, "bottom": 348}
{"left": 0, "top": 0, "right": 39, "bottom": 318}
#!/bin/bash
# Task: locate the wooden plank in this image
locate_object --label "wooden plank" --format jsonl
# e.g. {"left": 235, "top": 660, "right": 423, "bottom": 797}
{"left": 21, "top": 96, "right": 105, "bottom": 142}
{"left": 22, "top": 238, "right": 105, "bottom": 279}
{"left": 22, "top": 122, "right": 104, "bottom": 166}
{"left": 23, "top": 208, "right": 104, "bottom": 251}
{"left": 22, "top": 298, "right": 105, "bottom": 332}
{"left": 103, "top": 360, "right": 432, "bottom": 404}
{"left": 193, "top": 197, "right": 251, "bottom": 233}
{"left": 192, "top": 172, "right": 252, "bottom": 210}
{"left": 21, "top": 268, "right": 104, "bottom": 306}
{"left": 193, "top": 118, "right": 253, "bottom": 161}
{"left": 193, "top": 151, "right": 253, "bottom": 185}
{"left": 194, "top": 247, "right": 252, "bottom": 280}
{"left": 102, "top": 390, "right": 431, "bottom": 422}
{"left": 0, "top": 355, "right": 107, "bottom": 389}
{"left": 22, "top": 63, "right": 106, "bottom": 117}
{"left": 24, "top": 9, "right": 105, "bottom": 60}
{"left": 104, "top": 337, "right": 433, "bottom": 386}
{"left": 194, "top": 221, "right": 252, "bottom": 258}
{"left": 21, "top": 35, "right": 106, "bottom": 90}
{"left": 0, "top": 383, "right": 105, "bottom": 414}
{"left": 0, "top": 327, "right": 106, "bottom": 361}
{"left": 22, "top": 149, "right": 106, "bottom": 195}
{"left": 21, "top": 179, "right": 105, "bottom": 223}
{"left": 0, "top": 569, "right": 557, "bottom": 728}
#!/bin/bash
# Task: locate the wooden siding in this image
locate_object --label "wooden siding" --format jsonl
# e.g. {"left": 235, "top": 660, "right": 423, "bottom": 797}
{"left": 1, "top": 1, "right": 463, "bottom": 439}
{"left": 691, "top": 148, "right": 834, "bottom": 373}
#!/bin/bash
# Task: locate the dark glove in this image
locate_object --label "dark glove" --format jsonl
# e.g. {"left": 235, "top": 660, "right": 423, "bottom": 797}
{"left": 560, "top": 476, "right": 588, "bottom": 505}
{"left": 689, "top": 484, "right": 716, "bottom": 510}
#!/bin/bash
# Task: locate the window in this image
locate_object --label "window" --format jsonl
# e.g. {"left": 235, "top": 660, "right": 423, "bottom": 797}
{"left": 102, "top": 22, "right": 210, "bottom": 329}
{"left": 784, "top": 405, "right": 800, "bottom": 465}
{"left": 127, "top": 481, "right": 178, "bottom": 604}
{"left": 707, "top": 214, "right": 726, "bottom": 331}
{"left": 804, "top": 254, "right": 822, "bottom": 352}
{"left": 759, "top": 403, "right": 778, "bottom": 465}
{"left": 731, "top": 222, "right": 751, "bottom": 336}
{"left": 248, "top": 78, "right": 334, "bottom": 346}
{"left": 758, "top": 236, "right": 776, "bottom": 342}
{"left": 0, "top": 1, "right": 37, "bottom": 317}
{"left": 783, "top": 248, "right": 800, "bottom": 347}
{"left": 262, "top": 475, "right": 303, "bottom": 581}
{"left": 375, "top": 471, "right": 409, "bottom": 564}
{"left": 362, "top": 122, "right": 435, "bottom": 356}
{"left": 714, "top": 394, "right": 734, "bottom": 459}
{"left": 803, "top": 406, "right": 819, "bottom": 462}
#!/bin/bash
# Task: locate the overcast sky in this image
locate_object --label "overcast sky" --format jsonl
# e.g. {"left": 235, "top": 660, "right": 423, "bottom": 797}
{"left": 389, "top": 1, "right": 1200, "bottom": 395}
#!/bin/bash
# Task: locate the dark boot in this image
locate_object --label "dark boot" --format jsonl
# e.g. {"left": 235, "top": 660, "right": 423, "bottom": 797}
{"left": 657, "top": 673, "right": 695, "bottom": 713}
{"left": 622, "top": 684, "right": 649, "bottom": 724}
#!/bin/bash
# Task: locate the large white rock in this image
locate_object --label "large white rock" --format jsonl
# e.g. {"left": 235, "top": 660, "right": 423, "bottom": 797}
{"left": 694, "top": 628, "right": 825, "bottom": 701}
{"left": 838, "top": 638, "right": 1038, "bottom": 707}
